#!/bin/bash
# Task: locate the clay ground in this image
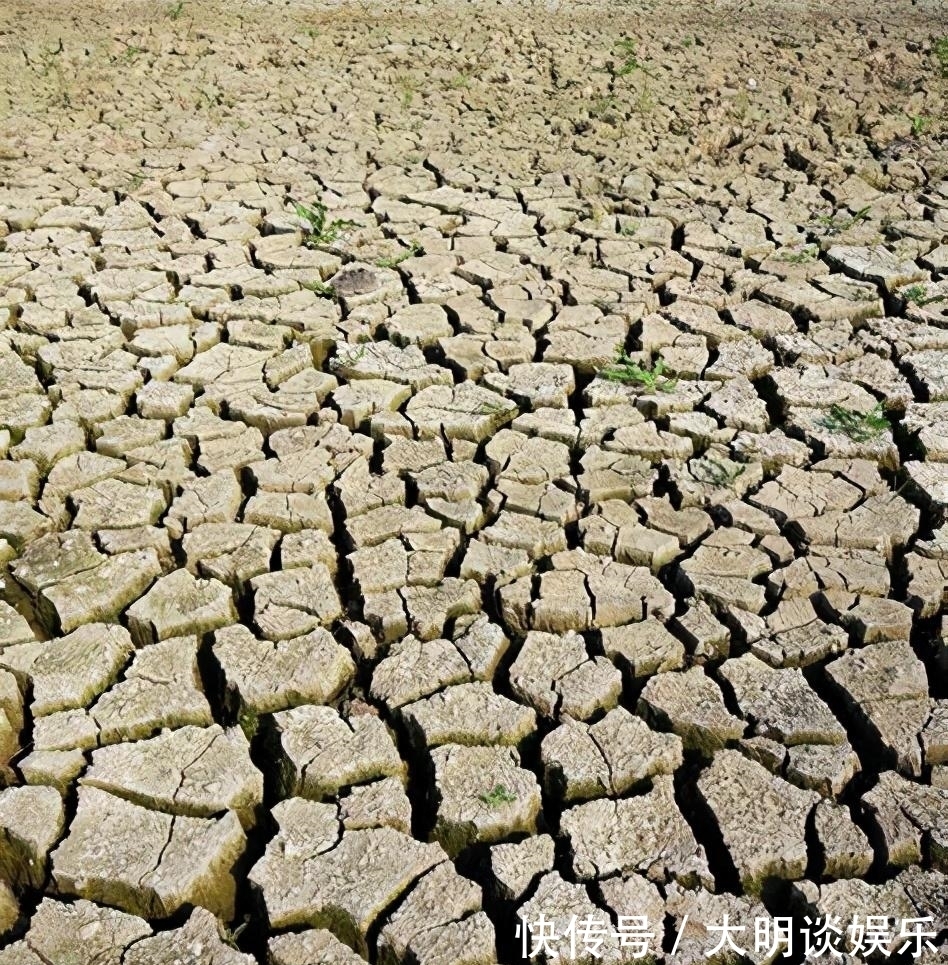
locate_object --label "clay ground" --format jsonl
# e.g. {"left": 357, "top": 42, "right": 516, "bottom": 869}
{"left": 0, "top": 0, "right": 947, "bottom": 962}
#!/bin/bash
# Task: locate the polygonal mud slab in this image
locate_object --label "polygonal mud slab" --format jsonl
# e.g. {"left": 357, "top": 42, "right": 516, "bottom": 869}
{"left": 268, "top": 929, "right": 367, "bottom": 965}
{"left": 697, "top": 750, "right": 820, "bottom": 894}
{"left": 638, "top": 667, "right": 745, "bottom": 755}
{"left": 125, "top": 908, "right": 258, "bottom": 965}
{"left": 0, "top": 623, "right": 134, "bottom": 718}
{"left": 250, "top": 565, "right": 342, "bottom": 640}
{"left": 430, "top": 743, "right": 542, "bottom": 857}
{"left": 509, "top": 630, "right": 622, "bottom": 721}
{"left": 212, "top": 624, "right": 355, "bottom": 715}
{"left": 273, "top": 704, "right": 406, "bottom": 800}
{"left": 82, "top": 724, "right": 263, "bottom": 827}
{"left": 126, "top": 569, "right": 236, "bottom": 646}
{"left": 560, "top": 776, "right": 712, "bottom": 888}
{"left": 401, "top": 681, "right": 537, "bottom": 749}
{"left": 718, "top": 653, "right": 847, "bottom": 746}
{"left": 250, "top": 799, "right": 446, "bottom": 954}
{"left": 376, "top": 860, "right": 495, "bottom": 965}
{"left": 825, "top": 641, "right": 931, "bottom": 776}
{"left": 861, "top": 770, "right": 948, "bottom": 871}
{"left": 51, "top": 786, "right": 245, "bottom": 920}
{"left": 541, "top": 706, "right": 682, "bottom": 801}
{"left": 0, "top": 898, "right": 153, "bottom": 965}
{"left": 0, "top": 785, "right": 65, "bottom": 890}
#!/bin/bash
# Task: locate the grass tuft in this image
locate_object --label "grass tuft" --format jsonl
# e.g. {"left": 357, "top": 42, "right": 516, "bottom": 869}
{"left": 934, "top": 36, "right": 948, "bottom": 78}
{"left": 292, "top": 198, "right": 358, "bottom": 248}
{"left": 376, "top": 240, "right": 425, "bottom": 269}
{"left": 613, "top": 37, "right": 654, "bottom": 78}
{"left": 600, "top": 348, "right": 677, "bottom": 392}
{"left": 478, "top": 785, "right": 517, "bottom": 807}
{"left": 818, "top": 404, "right": 890, "bottom": 442}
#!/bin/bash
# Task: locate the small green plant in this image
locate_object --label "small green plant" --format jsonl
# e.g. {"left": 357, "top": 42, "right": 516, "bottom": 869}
{"left": 474, "top": 396, "right": 513, "bottom": 416}
{"left": 601, "top": 348, "right": 677, "bottom": 392}
{"left": 692, "top": 457, "right": 745, "bottom": 487}
{"left": 613, "top": 38, "right": 654, "bottom": 78}
{"left": 376, "top": 240, "right": 425, "bottom": 268}
{"left": 124, "top": 170, "right": 145, "bottom": 192}
{"left": 398, "top": 76, "right": 415, "bottom": 106}
{"left": 903, "top": 283, "right": 928, "bottom": 304}
{"left": 331, "top": 343, "right": 368, "bottom": 370}
{"left": 902, "top": 284, "right": 946, "bottom": 308}
{"left": 36, "top": 38, "right": 63, "bottom": 77}
{"left": 167, "top": 0, "right": 186, "bottom": 19}
{"left": 449, "top": 72, "right": 471, "bottom": 89}
{"left": 633, "top": 83, "right": 656, "bottom": 114}
{"left": 729, "top": 90, "right": 751, "bottom": 122}
{"left": 478, "top": 785, "right": 517, "bottom": 807}
{"left": 814, "top": 204, "right": 872, "bottom": 235}
{"left": 301, "top": 279, "right": 338, "bottom": 299}
{"left": 219, "top": 917, "right": 249, "bottom": 949}
{"left": 777, "top": 244, "right": 819, "bottom": 264}
{"left": 237, "top": 708, "right": 259, "bottom": 742}
{"left": 292, "top": 198, "right": 357, "bottom": 248}
{"left": 909, "top": 114, "right": 932, "bottom": 136}
{"left": 934, "top": 36, "right": 948, "bottom": 78}
{"left": 620, "top": 220, "right": 638, "bottom": 237}
{"left": 123, "top": 45, "right": 145, "bottom": 63}
{"left": 818, "top": 404, "right": 890, "bottom": 442}
{"left": 590, "top": 95, "right": 619, "bottom": 120}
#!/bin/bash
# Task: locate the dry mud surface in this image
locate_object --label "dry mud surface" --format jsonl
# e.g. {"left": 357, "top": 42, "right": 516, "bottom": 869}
{"left": 0, "top": 0, "right": 947, "bottom": 961}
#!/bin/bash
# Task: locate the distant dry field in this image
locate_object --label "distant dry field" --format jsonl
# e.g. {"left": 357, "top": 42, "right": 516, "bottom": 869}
{"left": 0, "top": 1, "right": 947, "bottom": 963}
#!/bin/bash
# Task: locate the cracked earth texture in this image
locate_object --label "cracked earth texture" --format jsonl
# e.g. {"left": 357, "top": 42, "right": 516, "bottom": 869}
{"left": 0, "top": 0, "right": 947, "bottom": 961}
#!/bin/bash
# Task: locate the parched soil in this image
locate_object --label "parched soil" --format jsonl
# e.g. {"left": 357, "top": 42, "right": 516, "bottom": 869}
{"left": 0, "top": 0, "right": 947, "bottom": 961}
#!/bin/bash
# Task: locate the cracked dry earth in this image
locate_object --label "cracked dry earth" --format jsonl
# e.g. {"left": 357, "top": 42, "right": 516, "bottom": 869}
{"left": 1, "top": 0, "right": 948, "bottom": 962}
